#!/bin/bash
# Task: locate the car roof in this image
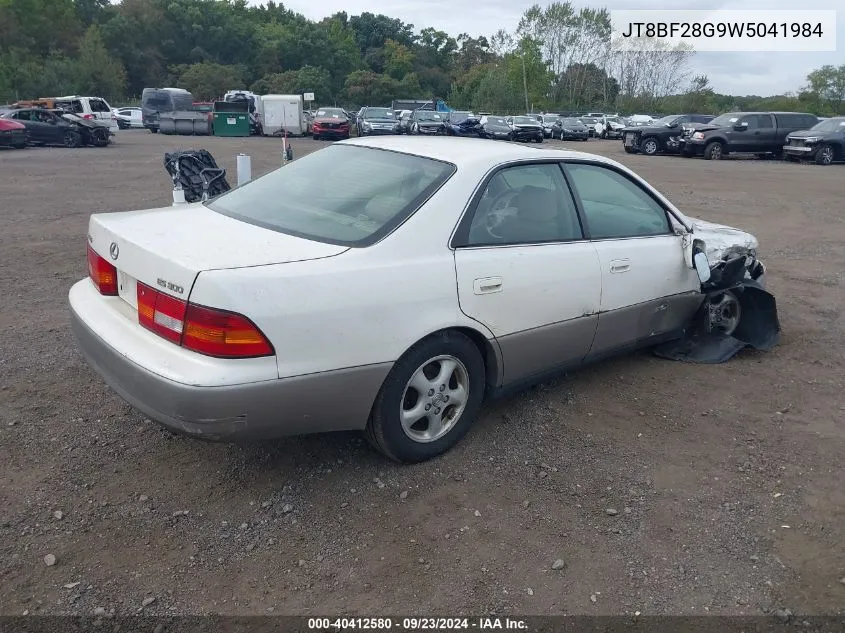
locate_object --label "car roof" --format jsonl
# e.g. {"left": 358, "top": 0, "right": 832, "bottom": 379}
{"left": 336, "top": 136, "right": 615, "bottom": 170}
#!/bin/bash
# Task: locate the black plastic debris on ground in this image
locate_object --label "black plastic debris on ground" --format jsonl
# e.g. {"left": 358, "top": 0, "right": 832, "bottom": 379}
{"left": 654, "top": 257, "right": 781, "bottom": 364}
{"left": 163, "top": 149, "right": 231, "bottom": 203}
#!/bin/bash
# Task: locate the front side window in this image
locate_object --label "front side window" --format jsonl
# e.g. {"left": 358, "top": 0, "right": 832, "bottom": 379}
{"left": 207, "top": 145, "right": 454, "bottom": 247}
{"left": 564, "top": 163, "right": 670, "bottom": 240}
{"left": 463, "top": 163, "right": 583, "bottom": 246}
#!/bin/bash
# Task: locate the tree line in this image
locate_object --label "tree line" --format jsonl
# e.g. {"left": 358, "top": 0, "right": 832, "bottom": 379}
{"left": 1, "top": 0, "right": 843, "bottom": 116}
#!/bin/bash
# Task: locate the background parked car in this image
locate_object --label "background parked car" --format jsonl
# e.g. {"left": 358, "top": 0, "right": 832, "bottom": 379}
{"left": 507, "top": 116, "right": 544, "bottom": 142}
{"left": 113, "top": 107, "right": 142, "bottom": 129}
{"left": 478, "top": 115, "right": 513, "bottom": 140}
{"left": 622, "top": 114, "right": 715, "bottom": 155}
{"left": 783, "top": 116, "right": 845, "bottom": 165}
{"left": 0, "top": 115, "right": 27, "bottom": 148}
{"left": 554, "top": 117, "right": 590, "bottom": 141}
{"left": 539, "top": 114, "right": 560, "bottom": 138}
{"left": 358, "top": 107, "right": 400, "bottom": 136}
{"left": 0, "top": 108, "right": 110, "bottom": 147}
{"left": 407, "top": 110, "right": 446, "bottom": 135}
{"left": 54, "top": 95, "right": 119, "bottom": 135}
{"left": 680, "top": 111, "right": 818, "bottom": 160}
{"left": 446, "top": 112, "right": 481, "bottom": 137}
{"left": 311, "top": 107, "right": 350, "bottom": 140}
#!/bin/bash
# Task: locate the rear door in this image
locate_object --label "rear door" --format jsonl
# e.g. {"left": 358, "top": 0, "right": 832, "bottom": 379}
{"left": 752, "top": 114, "right": 776, "bottom": 151}
{"left": 453, "top": 161, "right": 602, "bottom": 385}
{"left": 562, "top": 161, "right": 702, "bottom": 360}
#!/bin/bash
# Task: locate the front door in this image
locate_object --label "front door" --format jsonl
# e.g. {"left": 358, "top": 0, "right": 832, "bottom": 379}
{"left": 562, "top": 162, "right": 702, "bottom": 360}
{"left": 453, "top": 162, "right": 602, "bottom": 385}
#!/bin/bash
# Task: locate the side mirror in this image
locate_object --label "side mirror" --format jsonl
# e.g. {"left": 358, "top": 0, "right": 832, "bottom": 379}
{"left": 694, "top": 251, "right": 711, "bottom": 283}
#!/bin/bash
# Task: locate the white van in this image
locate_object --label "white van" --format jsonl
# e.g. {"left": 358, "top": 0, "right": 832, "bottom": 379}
{"left": 54, "top": 96, "right": 119, "bottom": 135}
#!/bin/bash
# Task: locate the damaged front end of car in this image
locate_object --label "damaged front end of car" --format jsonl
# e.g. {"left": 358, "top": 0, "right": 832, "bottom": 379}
{"left": 655, "top": 220, "right": 780, "bottom": 363}
{"left": 61, "top": 114, "right": 110, "bottom": 147}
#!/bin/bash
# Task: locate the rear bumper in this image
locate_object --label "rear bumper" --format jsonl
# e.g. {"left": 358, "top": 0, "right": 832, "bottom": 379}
{"left": 69, "top": 280, "right": 391, "bottom": 441}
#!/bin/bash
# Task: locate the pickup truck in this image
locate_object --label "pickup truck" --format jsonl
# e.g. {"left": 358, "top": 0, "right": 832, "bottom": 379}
{"left": 622, "top": 113, "right": 714, "bottom": 155}
{"left": 679, "top": 111, "right": 819, "bottom": 160}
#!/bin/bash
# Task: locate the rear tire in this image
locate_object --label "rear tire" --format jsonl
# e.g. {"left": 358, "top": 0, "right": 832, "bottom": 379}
{"left": 536, "top": 135, "right": 543, "bottom": 143}
{"left": 150, "top": 128, "right": 158, "bottom": 134}
{"left": 623, "top": 146, "right": 634, "bottom": 153}
{"left": 641, "top": 137, "right": 659, "bottom": 155}
{"left": 365, "top": 331, "right": 485, "bottom": 463}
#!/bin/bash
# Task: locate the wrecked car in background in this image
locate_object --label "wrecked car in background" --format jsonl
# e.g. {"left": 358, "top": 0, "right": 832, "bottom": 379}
{"left": 69, "top": 138, "right": 779, "bottom": 464}
{"left": 0, "top": 107, "right": 111, "bottom": 147}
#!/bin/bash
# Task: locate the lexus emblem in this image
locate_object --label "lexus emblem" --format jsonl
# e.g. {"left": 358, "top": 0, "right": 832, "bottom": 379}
{"left": 109, "top": 242, "right": 119, "bottom": 260}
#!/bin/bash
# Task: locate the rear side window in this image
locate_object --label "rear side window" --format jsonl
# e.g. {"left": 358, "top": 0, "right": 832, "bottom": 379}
{"left": 90, "top": 99, "right": 110, "bottom": 112}
{"left": 144, "top": 92, "right": 173, "bottom": 110}
{"left": 755, "top": 114, "right": 773, "bottom": 128}
{"left": 207, "top": 145, "right": 455, "bottom": 247}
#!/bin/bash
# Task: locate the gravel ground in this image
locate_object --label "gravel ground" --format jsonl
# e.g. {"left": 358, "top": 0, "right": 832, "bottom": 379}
{"left": 1, "top": 131, "right": 844, "bottom": 618}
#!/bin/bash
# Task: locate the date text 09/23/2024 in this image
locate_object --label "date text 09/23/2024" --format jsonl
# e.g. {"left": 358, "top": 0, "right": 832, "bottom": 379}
{"left": 308, "top": 617, "right": 528, "bottom": 630}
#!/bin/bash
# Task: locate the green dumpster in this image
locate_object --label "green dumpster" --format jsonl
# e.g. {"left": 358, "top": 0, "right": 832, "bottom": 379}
{"left": 212, "top": 101, "right": 250, "bottom": 137}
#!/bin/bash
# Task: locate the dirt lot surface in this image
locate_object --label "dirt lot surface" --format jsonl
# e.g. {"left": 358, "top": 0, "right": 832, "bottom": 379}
{"left": 1, "top": 131, "right": 843, "bottom": 619}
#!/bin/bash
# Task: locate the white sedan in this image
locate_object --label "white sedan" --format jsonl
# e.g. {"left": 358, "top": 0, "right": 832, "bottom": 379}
{"left": 69, "top": 137, "right": 772, "bottom": 463}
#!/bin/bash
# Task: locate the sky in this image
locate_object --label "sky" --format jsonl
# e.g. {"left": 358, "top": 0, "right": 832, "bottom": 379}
{"left": 275, "top": 0, "right": 845, "bottom": 96}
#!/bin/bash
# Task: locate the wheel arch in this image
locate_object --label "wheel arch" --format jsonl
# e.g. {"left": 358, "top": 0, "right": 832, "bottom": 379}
{"left": 387, "top": 326, "right": 503, "bottom": 393}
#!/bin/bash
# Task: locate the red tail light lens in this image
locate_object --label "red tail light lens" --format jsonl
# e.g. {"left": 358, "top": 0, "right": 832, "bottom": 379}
{"left": 83, "top": 114, "right": 94, "bottom": 120}
{"left": 135, "top": 282, "right": 273, "bottom": 358}
{"left": 183, "top": 303, "right": 274, "bottom": 358}
{"left": 87, "top": 245, "right": 118, "bottom": 295}
{"left": 137, "top": 282, "right": 186, "bottom": 343}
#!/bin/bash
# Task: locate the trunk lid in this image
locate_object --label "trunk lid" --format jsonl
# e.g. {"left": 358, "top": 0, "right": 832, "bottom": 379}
{"left": 87, "top": 202, "right": 348, "bottom": 309}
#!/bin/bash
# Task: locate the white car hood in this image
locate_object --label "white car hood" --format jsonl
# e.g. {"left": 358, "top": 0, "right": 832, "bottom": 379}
{"left": 687, "top": 217, "right": 759, "bottom": 262}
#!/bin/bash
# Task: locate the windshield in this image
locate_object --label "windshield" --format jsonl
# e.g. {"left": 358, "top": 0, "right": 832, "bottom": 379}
{"left": 541, "top": 116, "right": 558, "bottom": 123}
{"left": 364, "top": 107, "right": 393, "bottom": 119}
{"left": 450, "top": 111, "right": 470, "bottom": 122}
{"left": 416, "top": 111, "right": 441, "bottom": 121}
{"left": 316, "top": 108, "right": 345, "bottom": 118}
{"left": 655, "top": 115, "right": 681, "bottom": 126}
{"left": 206, "top": 145, "right": 455, "bottom": 247}
{"left": 709, "top": 112, "right": 741, "bottom": 126}
{"left": 512, "top": 116, "right": 536, "bottom": 124}
{"left": 580, "top": 117, "right": 596, "bottom": 124}
{"left": 485, "top": 116, "right": 507, "bottom": 126}
{"left": 562, "top": 118, "right": 582, "bottom": 126}
{"left": 811, "top": 117, "right": 845, "bottom": 132}
{"left": 143, "top": 91, "right": 173, "bottom": 111}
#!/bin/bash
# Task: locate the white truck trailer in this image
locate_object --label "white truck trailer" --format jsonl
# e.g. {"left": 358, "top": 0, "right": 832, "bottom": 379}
{"left": 260, "top": 94, "right": 305, "bottom": 136}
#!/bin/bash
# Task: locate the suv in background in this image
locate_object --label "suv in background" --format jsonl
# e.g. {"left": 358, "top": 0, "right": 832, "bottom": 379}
{"left": 783, "top": 117, "right": 845, "bottom": 165}
{"left": 622, "top": 114, "right": 714, "bottom": 155}
{"left": 54, "top": 96, "right": 119, "bottom": 135}
{"left": 680, "top": 111, "right": 819, "bottom": 160}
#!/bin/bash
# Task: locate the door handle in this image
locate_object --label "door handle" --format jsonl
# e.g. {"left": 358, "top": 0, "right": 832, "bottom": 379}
{"left": 473, "top": 277, "right": 503, "bottom": 294}
{"left": 609, "top": 259, "right": 630, "bottom": 273}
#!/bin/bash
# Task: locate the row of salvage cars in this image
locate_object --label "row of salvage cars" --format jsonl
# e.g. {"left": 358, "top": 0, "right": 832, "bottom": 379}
{"left": 621, "top": 111, "right": 845, "bottom": 165}
{"left": 70, "top": 136, "right": 781, "bottom": 464}
{"left": 0, "top": 104, "right": 114, "bottom": 149}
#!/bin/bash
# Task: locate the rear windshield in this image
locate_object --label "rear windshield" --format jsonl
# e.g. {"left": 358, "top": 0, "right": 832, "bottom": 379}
{"left": 144, "top": 91, "right": 172, "bottom": 109}
{"left": 207, "top": 145, "right": 456, "bottom": 247}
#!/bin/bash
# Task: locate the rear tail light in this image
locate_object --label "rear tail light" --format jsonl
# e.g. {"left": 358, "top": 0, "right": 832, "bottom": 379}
{"left": 83, "top": 114, "right": 94, "bottom": 120}
{"left": 87, "top": 244, "right": 118, "bottom": 295}
{"left": 136, "top": 282, "right": 274, "bottom": 358}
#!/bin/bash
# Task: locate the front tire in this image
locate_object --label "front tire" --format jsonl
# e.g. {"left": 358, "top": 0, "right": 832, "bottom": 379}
{"left": 704, "top": 140, "right": 725, "bottom": 160}
{"left": 365, "top": 331, "right": 485, "bottom": 463}
{"left": 815, "top": 144, "right": 835, "bottom": 165}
